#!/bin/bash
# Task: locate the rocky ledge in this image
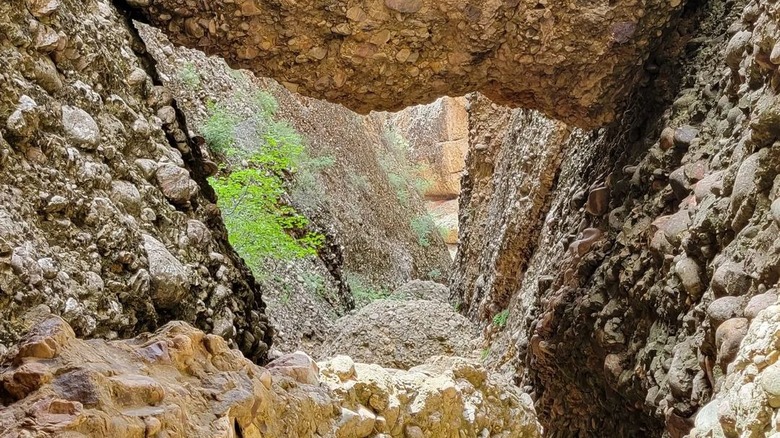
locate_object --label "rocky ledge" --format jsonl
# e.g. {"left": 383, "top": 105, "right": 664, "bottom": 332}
{"left": 0, "top": 316, "right": 542, "bottom": 437}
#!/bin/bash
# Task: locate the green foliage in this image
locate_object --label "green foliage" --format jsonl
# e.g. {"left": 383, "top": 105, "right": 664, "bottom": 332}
{"left": 179, "top": 62, "right": 200, "bottom": 89}
{"left": 206, "top": 91, "right": 325, "bottom": 266}
{"left": 346, "top": 272, "right": 389, "bottom": 307}
{"left": 480, "top": 348, "right": 491, "bottom": 361}
{"left": 427, "top": 269, "right": 443, "bottom": 281}
{"left": 492, "top": 309, "right": 509, "bottom": 328}
{"left": 348, "top": 174, "right": 371, "bottom": 192}
{"left": 210, "top": 166, "right": 323, "bottom": 264}
{"left": 253, "top": 91, "right": 279, "bottom": 116}
{"left": 202, "top": 101, "right": 239, "bottom": 156}
{"left": 410, "top": 214, "right": 436, "bottom": 247}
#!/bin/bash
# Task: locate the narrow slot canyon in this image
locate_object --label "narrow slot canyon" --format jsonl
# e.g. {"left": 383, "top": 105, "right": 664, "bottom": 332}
{"left": 2, "top": 0, "right": 780, "bottom": 437}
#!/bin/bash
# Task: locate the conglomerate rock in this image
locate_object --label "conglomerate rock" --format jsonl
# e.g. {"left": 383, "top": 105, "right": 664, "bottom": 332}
{"left": 451, "top": 0, "right": 780, "bottom": 435}
{"left": 0, "top": 316, "right": 543, "bottom": 438}
{"left": 0, "top": 0, "right": 271, "bottom": 361}
{"left": 125, "top": 0, "right": 685, "bottom": 128}
{"left": 318, "top": 299, "right": 478, "bottom": 369}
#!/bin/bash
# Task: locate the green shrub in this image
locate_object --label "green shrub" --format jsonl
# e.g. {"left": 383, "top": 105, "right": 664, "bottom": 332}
{"left": 253, "top": 91, "right": 279, "bottom": 116}
{"left": 202, "top": 101, "right": 239, "bottom": 156}
{"left": 179, "top": 62, "right": 200, "bottom": 89}
{"left": 207, "top": 92, "right": 325, "bottom": 266}
{"left": 410, "top": 214, "right": 436, "bottom": 247}
{"left": 492, "top": 309, "right": 509, "bottom": 328}
{"left": 210, "top": 165, "right": 323, "bottom": 265}
{"left": 348, "top": 174, "right": 371, "bottom": 192}
{"left": 346, "top": 272, "right": 389, "bottom": 307}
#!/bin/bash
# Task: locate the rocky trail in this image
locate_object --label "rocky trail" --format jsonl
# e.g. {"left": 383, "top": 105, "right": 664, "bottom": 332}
{"left": 2, "top": 0, "right": 780, "bottom": 436}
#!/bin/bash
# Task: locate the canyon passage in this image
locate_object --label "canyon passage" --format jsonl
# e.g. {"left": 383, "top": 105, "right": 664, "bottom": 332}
{"left": 2, "top": 0, "right": 780, "bottom": 437}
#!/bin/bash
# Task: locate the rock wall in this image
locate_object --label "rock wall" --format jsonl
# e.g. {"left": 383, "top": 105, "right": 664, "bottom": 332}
{"left": 127, "top": 0, "right": 684, "bottom": 129}
{"left": 452, "top": 0, "right": 780, "bottom": 435}
{"left": 0, "top": 0, "right": 271, "bottom": 362}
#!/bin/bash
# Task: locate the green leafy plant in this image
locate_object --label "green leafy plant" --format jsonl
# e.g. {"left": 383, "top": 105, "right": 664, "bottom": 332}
{"left": 346, "top": 272, "right": 389, "bottom": 307}
{"left": 210, "top": 165, "right": 323, "bottom": 265}
{"left": 480, "top": 348, "right": 491, "bottom": 361}
{"left": 493, "top": 309, "right": 509, "bottom": 328}
{"left": 427, "top": 269, "right": 443, "bottom": 281}
{"left": 202, "top": 101, "right": 239, "bottom": 156}
{"left": 253, "top": 91, "right": 279, "bottom": 116}
{"left": 206, "top": 92, "right": 325, "bottom": 266}
{"left": 410, "top": 214, "right": 436, "bottom": 247}
{"left": 179, "top": 62, "right": 201, "bottom": 89}
{"left": 348, "top": 174, "right": 371, "bottom": 192}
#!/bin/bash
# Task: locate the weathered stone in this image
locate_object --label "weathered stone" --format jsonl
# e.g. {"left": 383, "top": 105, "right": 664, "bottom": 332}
{"left": 707, "top": 297, "right": 744, "bottom": 329}
{"left": 266, "top": 351, "right": 320, "bottom": 385}
{"left": 28, "top": 0, "right": 60, "bottom": 17}
{"left": 318, "top": 299, "right": 477, "bottom": 369}
{"left": 1, "top": 318, "right": 543, "bottom": 437}
{"left": 760, "top": 363, "right": 780, "bottom": 408}
{"left": 673, "top": 125, "right": 698, "bottom": 149}
{"left": 155, "top": 163, "right": 198, "bottom": 204}
{"left": 676, "top": 257, "right": 703, "bottom": 298}
{"left": 384, "top": 0, "right": 422, "bottom": 14}
{"left": 127, "top": 0, "right": 685, "bottom": 128}
{"left": 660, "top": 127, "right": 675, "bottom": 150}
{"left": 142, "top": 234, "right": 189, "bottom": 308}
{"left": 110, "top": 180, "right": 142, "bottom": 215}
{"left": 744, "top": 291, "right": 777, "bottom": 320}
{"left": 61, "top": 106, "right": 100, "bottom": 148}
{"left": 715, "top": 318, "right": 749, "bottom": 368}
{"left": 586, "top": 186, "right": 609, "bottom": 216}
{"left": 711, "top": 261, "right": 751, "bottom": 298}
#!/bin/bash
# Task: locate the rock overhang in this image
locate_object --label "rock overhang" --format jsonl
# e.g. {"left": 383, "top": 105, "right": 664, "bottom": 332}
{"left": 124, "top": 0, "right": 684, "bottom": 129}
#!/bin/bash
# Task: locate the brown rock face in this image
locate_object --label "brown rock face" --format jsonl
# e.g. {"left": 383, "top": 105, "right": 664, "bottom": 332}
{"left": 126, "top": 0, "right": 683, "bottom": 128}
{"left": 0, "top": 316, "right": 543, "bottom": 437}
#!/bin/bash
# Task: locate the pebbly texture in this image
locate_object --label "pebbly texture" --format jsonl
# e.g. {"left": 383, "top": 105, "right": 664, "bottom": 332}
{"left": 125, "top": 0, "right": 684, "bottom": 129}
{"left": 451, "top": 0, "right": 780, "bottom": 435}
{"left": 317, "top": 299, "right": 478, "bottom": 369}
{"left": 389, "top": 279, "right": 450, "bottom": 302}
{"left": 0, "top": 316, "right": 543, "bottom": 438}
{"left": 690, "top": 304, "right": 780, "bottom": 437}
{"left": 451, "top": 94, "right": 571, "bottom": 321}
{"left": 0, "top": 0, "right": 271, "bottom": 361}
{"left": 136, "top": 25, "right": 453, "bottom": 351}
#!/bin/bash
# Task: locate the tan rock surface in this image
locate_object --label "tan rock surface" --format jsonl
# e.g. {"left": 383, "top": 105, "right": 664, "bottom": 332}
{"left": 127, "top": 0, "right": 684, "bottom": 128}
{"left": 0, "top": 316, "right": 542, "bottom": 438}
